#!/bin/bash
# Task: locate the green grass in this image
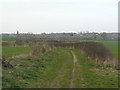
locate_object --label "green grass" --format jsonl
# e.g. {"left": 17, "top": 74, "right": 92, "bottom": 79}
{"left": 2, "top": 38, "right": 16, "bottom": 41}
{"left": 73, "top": 49, "right": 118, "bottom": 88}
{"left": 33, "top": 48, "right": 73, "bottom": 88}
{"left": 2, "top": 43, "right": 119, "bottom": 88}
{"left": 2, "top": 46, "right": 30, "bottom": 58}
{"left": 2, "top": 48, "right": 73, "bottom": 88}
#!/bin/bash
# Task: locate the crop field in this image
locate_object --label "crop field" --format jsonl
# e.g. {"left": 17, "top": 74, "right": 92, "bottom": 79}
{"left": 2, "top": 38, "right": 16, "bottom": 42}
{"left": 2, "top": 46, "right": 30, "bottom": 58}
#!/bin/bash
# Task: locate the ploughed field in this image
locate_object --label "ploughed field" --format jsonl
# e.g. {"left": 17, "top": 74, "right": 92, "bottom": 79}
{"left": 2, "top": 40, "right": 118, "bottom": 88}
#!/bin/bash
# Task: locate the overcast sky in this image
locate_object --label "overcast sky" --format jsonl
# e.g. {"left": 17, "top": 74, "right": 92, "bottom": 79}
{"left": 1, "top": 0, "right": 119, "bottom": 34}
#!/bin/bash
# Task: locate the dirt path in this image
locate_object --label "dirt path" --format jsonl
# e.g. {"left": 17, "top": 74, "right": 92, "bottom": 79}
{"left": 70, "top": 51, "right": 77, "bottom": 88}
{"left": 12, "top": 54, "right": 29, "bottom": 59}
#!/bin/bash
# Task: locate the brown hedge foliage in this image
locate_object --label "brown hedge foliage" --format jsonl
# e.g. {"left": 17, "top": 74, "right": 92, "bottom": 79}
{"left": 2, "top": 56, "right": 13, "bottom": 68}
{"left": 10, "top": 38, "right": 117, "bottom": 68}
{"left": 2, "top": 41, "right": 14, "bottom": 47}
{"left": 51, "top": 41, "right": 118, "bottom": 68}
{"left": 29, "top": 42, "right": 51, "bottom": 57}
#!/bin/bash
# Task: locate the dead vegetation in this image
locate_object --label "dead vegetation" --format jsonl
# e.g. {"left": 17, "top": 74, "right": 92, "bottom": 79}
{"left": 2, "top": 56, "right": 13, "bottom": 68}
{"left": 2, "top": 41, "right": 15, "bottom": 47}
{"left": 89, "top": 68, "right": 118, "bottom": 77}
{"left": 26, "top": 39, "right": 52, "bottom": 57}
{"left": 75, "top": 42, "right": 118, "bottom": 68}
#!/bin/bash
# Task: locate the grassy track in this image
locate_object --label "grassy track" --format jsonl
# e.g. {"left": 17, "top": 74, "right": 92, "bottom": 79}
{"left": 2, "top": 48, "right": 73, "bottom": 88}
{"left": 2, "top": 47, "right": 30, "bottom": 58}
{"left": 73, "top": 49, "right": 118, "bottom": 88}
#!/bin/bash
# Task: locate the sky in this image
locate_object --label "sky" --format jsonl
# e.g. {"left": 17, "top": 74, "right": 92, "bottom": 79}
{"left": 0, "top": 0, "right": 119, "bottom": 34}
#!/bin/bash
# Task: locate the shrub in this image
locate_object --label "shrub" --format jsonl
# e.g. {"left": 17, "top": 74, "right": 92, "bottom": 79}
{"left": 29, "top": 42, "right": 51, "bottom": 57}
{"left": 15, "top": 39, "right": 25, "bottom": 46}
{"left": 2, "top": 56, "right": 13, "bottom": 68}
{"left": 2, "top": 41, "right": 13, "bottom": 47}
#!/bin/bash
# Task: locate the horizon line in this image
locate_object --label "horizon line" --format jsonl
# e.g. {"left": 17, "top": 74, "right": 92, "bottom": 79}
{"left": 1, "top": 31, "right": 119, "bottom": 34}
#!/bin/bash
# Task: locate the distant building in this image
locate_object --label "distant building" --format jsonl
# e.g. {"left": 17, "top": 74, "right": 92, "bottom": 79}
{"left": 17, "top": 30, "right": 19, "bottom": 38}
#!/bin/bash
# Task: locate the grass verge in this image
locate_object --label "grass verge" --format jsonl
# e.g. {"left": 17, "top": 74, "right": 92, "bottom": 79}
{"left": 73, "top": 49, "right": 118, "bottom": 88}
{"left": 2, "top": 48, "right": 73, "bottom": 88}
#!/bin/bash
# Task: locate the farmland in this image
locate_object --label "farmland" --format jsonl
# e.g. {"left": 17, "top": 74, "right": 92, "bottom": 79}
{"left": 2, "top": 38, "right": 16, "bottom": 42}
{"left": 2, "top": 47, "right": 30, "bottom": 58}
{"left": 2, "top": 39, "right": 119, "bottom": 88}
